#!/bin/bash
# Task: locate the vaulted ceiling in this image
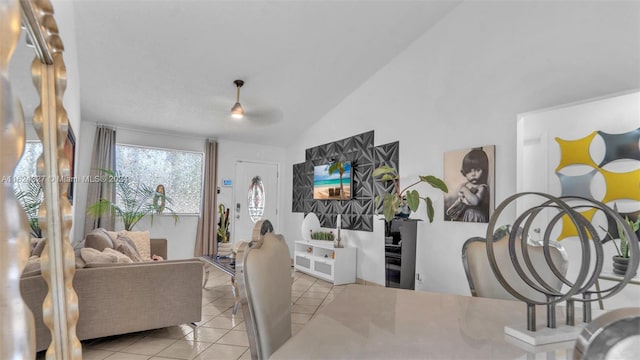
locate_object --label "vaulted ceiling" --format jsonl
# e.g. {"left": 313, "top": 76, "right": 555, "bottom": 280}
{"left": 12, "top": 1, "right": 460, "bottom": 146}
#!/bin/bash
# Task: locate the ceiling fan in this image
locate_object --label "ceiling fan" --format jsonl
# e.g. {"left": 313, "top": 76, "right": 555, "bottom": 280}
{"left": 212, "top": 79, "right": 282, "bottom": 126}
{"left": 230, "top": 80, "right": 245, "bottom": 119}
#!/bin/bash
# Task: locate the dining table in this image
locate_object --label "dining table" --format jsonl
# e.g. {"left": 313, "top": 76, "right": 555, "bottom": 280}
{"left": 272, "top": 284, "right": 578, "bottom": 359}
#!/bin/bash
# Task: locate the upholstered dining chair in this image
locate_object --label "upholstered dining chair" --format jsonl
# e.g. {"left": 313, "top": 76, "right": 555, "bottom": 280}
{"left": 461, "top": 228, "right": 569, "bottom": 302}
{"left": 236, "top": 220, "right": 292, "bottom": 360}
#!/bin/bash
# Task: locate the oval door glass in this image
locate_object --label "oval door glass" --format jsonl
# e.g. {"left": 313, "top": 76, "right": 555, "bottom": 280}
{"left": 247, "top": 176, "right": 265, "bottom": 223}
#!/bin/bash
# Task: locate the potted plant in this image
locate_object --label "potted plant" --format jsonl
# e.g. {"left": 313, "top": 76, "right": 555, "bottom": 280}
{"left": 15, "top": 178, "right": 43, "bottom": 238}
{"left": 87, "top": 169, "right": 179, "bottom": 231}
{"left": 610, "top": 215, "right": 640, "bottom": 276}
{"left": 217, "top": 203, "right": 232, "bottom": 257}
{"left": 373, "top": 165, "right": 448, "bottom": 222}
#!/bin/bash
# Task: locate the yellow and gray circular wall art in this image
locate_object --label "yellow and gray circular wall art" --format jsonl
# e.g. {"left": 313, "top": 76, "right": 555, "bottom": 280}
{"left": 555, "top": 127, "right": 640, "bottom": 240}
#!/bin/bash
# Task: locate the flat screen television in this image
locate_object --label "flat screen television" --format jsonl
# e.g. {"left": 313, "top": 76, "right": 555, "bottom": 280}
{"left": 313, "top": 162, "right": 352, "bottom": 200}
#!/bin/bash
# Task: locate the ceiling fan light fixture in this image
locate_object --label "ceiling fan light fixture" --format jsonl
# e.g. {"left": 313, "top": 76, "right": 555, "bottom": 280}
{"left": 231, "top": 102, "right": 244, "bottom": 119}
{"left": 231, "top": 79, "right": 245, "bottom": 119}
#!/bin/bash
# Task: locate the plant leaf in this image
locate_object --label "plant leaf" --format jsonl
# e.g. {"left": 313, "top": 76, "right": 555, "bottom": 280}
{"left": 379, "top": 174, "right": 397, "bottom": 182}
{"left": 426, "top": 197, "right": 435, "bottom": 223}
{"left": 617, "top": 219, "right": 629, "bottom": 258}
{"left": 420, "top": 175, "right": 448, "bottom": 193}
{"left": 372, "top": 165, "right": 397, "bottom": 178}
{"left": 87, "top": 168, "right": 179, "bottom": 231}
{"left": 406, "top": 190, "right": 420, "bottom": 212}
{"left": 382, "top": 194, "right": 397, "bottom": 221}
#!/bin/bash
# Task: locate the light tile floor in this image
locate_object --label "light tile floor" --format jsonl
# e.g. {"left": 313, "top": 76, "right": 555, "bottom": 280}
{"left": 37, "top": 268, "right": 344, "bottom": 360}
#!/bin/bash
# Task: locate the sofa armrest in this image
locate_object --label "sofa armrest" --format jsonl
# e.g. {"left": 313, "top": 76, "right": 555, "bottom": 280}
{"left": 150, "top": 238, "right": 167, "bottom": 259}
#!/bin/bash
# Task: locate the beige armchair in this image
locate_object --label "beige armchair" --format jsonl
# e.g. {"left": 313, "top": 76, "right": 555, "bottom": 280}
{"left": 462, "top": 230, "right": 568, "bottom": 302}
{"left": 236, "top": 220, "right": 292, "bottom": 360}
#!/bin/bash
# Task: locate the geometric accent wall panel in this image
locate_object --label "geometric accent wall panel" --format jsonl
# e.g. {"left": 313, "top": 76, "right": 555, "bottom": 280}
{"left": 292, "top": 162, "right": 307, "bottom": 212}
{"left": 600, "top": 168, "right": 640, "bottom": 203}
{"left": 373, "top": 141, "right": 399, "bottom": 214}
{"left": 554, "top": 126, "right": 640, "bottom": 240}
{"left": 557, "top": 208, "right": 597, "bottom": 241}
{"left": 556, "top": 169, "right": 597, "bottom": 200}
{"left": 554, "top": 132, "right": 598, "bottom": 171}
{"left": 291, "top": 131, "right": 401, "bottom": 232}
{"left": 293, "top": 130, "right": 379, "bottom": 231}
{"left": 597, "top": 128, "right": 640, "bottom": 167}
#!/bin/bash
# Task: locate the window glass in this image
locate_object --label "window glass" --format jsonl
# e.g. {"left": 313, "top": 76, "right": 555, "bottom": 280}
{"left": 13, "top": 141, "right": 43, "bottom": 193}
{"left": 247, "top": 176, "right": 265, "bottom": 223}
{"left": 116, "top": 144, "right": 203, "bottom": 214}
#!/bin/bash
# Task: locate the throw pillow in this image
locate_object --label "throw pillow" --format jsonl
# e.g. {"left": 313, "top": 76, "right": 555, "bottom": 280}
{"left": 22, "top": 256, "right": 41, "bottom": 277}
{"left": 31, "top": 238, "right": 46, "bottom": 257}
{"left": 103, "top": 248, "right": 133, "bottom": 264}
{"left": 81, "top": 247, "right": 115, "bottom": 264}
{"left": 113, "top": 234, "right": 144, "bottom": 262}
{"left": 75, "top": 255, "right": 86, "bottom": 269}
{"left": 105, "top": 230, "right": 119, "bottom": 243}
{"left": 120, "top": 230, "right": 151, "bottom": 261}
{"left": 85, "top": 228, "right": 115, "bottom": 251}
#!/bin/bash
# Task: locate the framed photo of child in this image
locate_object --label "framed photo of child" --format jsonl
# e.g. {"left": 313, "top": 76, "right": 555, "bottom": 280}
{"left": 443, "top": 145, "right": 495, "bottom": 223}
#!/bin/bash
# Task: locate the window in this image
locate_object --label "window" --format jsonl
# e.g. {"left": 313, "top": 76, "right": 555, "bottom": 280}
{"left": 116, "top": 144, "right": 203, "bottom": 214}
{"left": 12, "top": 141, "right": 43, "bottom": 193}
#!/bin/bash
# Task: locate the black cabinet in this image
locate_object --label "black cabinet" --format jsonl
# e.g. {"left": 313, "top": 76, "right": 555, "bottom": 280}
{"left": 384, "top": 219, "right": 418, "bottom": 290}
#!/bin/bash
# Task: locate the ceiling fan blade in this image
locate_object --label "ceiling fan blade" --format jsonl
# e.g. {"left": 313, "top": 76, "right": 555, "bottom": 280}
{"left": 244, "top": 106, "right": 283, "bottom": 126}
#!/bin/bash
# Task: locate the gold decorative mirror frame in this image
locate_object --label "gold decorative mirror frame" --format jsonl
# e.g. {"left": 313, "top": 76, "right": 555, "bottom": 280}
{"left": 1, "top": 0, "right": 79, "bottom": 358}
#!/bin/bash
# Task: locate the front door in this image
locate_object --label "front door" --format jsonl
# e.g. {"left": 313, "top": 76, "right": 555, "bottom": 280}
{"left": 233, "top": 161, "right": 279, "bottom": 244}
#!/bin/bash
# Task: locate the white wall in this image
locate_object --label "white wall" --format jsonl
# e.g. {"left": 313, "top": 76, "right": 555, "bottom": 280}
{"left": 54, "top": 0, "right": 81, "bottom": 136}
{"left": 74, "top": 124, "right": 286, "bottom": 259}
{"left": 282, "top": 0, "right": 640, "bottom": 300}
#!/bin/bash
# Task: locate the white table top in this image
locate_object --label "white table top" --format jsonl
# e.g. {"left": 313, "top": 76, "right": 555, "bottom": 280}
{"left": 598, "top": 270, "right": 640, "bottom": 285}
{"left": 272, "top": 285, "right": 576, "bottom": 359}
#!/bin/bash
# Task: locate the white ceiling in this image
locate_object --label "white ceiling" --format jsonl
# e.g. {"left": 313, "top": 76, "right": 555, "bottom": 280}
{"left": 13, "top": 1, "right": 460, "bottom": 146}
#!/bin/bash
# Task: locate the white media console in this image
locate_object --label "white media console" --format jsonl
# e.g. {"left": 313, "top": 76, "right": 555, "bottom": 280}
{"left": 294, "top": 240, "right": 356, "bottom": 285}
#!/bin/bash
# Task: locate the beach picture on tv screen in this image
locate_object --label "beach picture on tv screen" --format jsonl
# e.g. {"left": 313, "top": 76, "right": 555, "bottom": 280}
{"left": 313, "top": 162, "right": 352, "bottom": 200}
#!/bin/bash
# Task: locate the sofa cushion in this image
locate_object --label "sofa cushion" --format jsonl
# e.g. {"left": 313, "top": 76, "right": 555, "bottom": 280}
{"left": 81, "top": 247, "right": 117, "bottom": 265}
{"left": 85, "top": 228, "right": 115, "bottom": 251}
{"left": 114, "top": 234, "right": 144, "bottom": 262}
{"left": 104, "top": 248, "right": 134, "bottom": 264}
{"left": 81, "top": 247, "right": 111, "bottom": 264}
{"left": 121, "top": 230, "right": 151, "bottom": 261}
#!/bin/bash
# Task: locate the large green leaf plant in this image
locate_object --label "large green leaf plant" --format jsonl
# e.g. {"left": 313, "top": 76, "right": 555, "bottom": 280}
{"left": 373, "top": 165, "right": 448, "bottom": 222}
{"left": 87, "top": 169, "right": 179, "bottom": 231}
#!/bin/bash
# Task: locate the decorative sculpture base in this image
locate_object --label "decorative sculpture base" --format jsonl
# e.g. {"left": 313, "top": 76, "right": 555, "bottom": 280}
{"left": 505, "top": 305, "right": 606, "bottom": 345}
{"left": 503, "top": 334, "right": 576, "bottom": 354}
{"left": 505, "top": 323, "right": 586, "bottom": 345}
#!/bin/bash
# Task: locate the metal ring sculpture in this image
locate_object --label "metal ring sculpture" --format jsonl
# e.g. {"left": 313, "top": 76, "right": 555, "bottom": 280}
{"left": 486, "top": 193, "right": 639, "bottom": 332}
